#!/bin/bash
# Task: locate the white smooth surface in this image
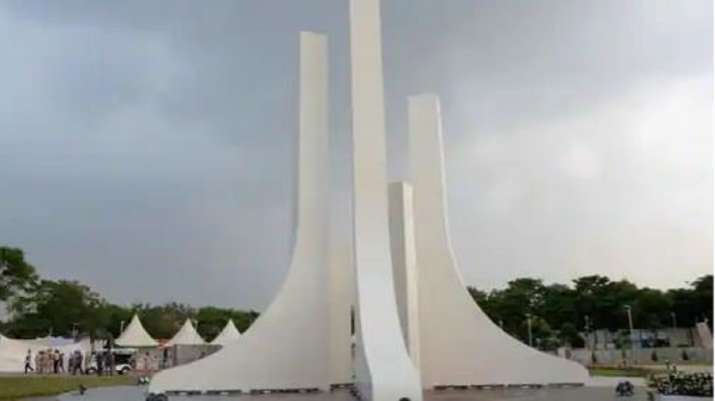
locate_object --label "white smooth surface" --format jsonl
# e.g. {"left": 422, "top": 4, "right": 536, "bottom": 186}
{"left": 210, "top": 319, "right": 241, "bottom": 346}
{"left": 166, "top": 319, "right": 205, "bottom": 346}
{"left": 149, "top": 32, "right": 331, "bottom": 393}
{"left": 115, "top": 314, "right": 158, "bottom": 348}
{"left": 349, "top": 0, "right": 423, "bottom": 400}
{"left": 408, "top": 94, "right": 590, "bottom": 387}
{"left": 329, "top": 226, "right": 355, "bottom": 385}
{"left": 388, "top": 182, "right": 421, "bottom": 371}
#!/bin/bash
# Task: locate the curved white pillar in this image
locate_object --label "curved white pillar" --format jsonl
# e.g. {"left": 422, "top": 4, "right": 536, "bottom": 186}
{"left": 149, "top": 31, "right": 331, "bottom": 393}
{"left": 349, "top": 0, "right": 423, "bottom": 400}
{"left": 408, "top": 94, "right": 590, "bottom": 388}
{"left": 388, "top": 182, "right": 421, "bottom": 371}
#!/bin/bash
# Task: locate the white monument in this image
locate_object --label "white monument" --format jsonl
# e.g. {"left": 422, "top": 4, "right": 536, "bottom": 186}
{"left": 149, "top": 0, "right": 588, "bottom": 398}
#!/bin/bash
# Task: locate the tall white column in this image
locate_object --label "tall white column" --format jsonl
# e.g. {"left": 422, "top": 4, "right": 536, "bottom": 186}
{"left": 408, "top": 94, "right": 589, "bottom": 387}
{"left": 148, "top": 32, "right": 332, "bottom": 393}
{"left": 349, "top": 0, "right": 423, "bottom": 399}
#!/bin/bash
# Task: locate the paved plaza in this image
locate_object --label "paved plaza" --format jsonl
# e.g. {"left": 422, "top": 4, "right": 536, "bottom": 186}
{"left": 426, "top": 387, "right": 649, "bottom": 401}
{"left": 57, "top": 384, "right": 652, "bottom": 401}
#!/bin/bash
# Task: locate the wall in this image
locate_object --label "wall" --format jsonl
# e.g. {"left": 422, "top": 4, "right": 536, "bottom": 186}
{"left": 583, "top": 328, "right": 703, "bottom": 349}
{"left": 566, "top": 347, "right": 713, "bottom": 366}
{"left": 170, "top": 344, "right": 221, "bottom": 367}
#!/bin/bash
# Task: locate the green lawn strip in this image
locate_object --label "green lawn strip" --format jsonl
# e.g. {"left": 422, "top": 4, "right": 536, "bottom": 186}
{"left": 589, "top": 367, "right": 665, "bottom": 377}
{"left": 0, "top": 375, "right": 135, "bottom": 401}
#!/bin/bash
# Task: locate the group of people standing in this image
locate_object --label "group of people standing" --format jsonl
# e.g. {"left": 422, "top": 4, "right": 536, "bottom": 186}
{"left": 24, "top": 348, "right": 117, "bottom": 375}
{"left": 92, "top": 349, "right": 118, "bottom": 375}
{"left": 24, "top": 349, "right": 68, "bottom": 374}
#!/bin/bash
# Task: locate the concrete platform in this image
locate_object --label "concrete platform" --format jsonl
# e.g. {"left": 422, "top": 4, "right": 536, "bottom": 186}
{"left": 57, "top": 384, "right": 652, "bottom": 401}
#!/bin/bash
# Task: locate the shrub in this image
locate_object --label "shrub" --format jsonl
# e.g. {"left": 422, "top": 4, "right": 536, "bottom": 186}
{"left": 649, "top": 372, "right": 713, "bottom": 397}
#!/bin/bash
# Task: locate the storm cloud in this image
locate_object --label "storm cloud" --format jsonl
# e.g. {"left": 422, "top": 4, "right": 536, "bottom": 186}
{"left": 0, "top": 0, "right": 711, "bottom": 309}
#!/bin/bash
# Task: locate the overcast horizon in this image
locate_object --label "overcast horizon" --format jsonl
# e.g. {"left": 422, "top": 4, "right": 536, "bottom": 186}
{"left": 0, "top": 0, "right": 711, "bottom": 310}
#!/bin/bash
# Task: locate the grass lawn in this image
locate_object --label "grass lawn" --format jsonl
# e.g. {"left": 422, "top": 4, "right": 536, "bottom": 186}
{"left": 0, "top": 375, "right": 136, "bottom": 401}
{"left": 589, "top": 366, "right": 664, "bottom": 377}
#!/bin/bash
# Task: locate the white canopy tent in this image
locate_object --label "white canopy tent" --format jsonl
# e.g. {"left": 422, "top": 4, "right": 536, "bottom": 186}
{"left": 115, "top": 314, "right": 158, "bottom": 348}
{"left": 166, "top": 319, "right": 205, "bottom": 347}
{"left": 210, "top": 320, "right": 241, "bottom": 346}
{"left": 0, "top": 334, "right": 94, "bottom": 373}
{"left": 14, "top": 336, "right": 74, "bottom": 348}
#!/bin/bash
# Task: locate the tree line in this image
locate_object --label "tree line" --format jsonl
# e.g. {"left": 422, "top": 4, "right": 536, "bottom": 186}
{"left": 1, "top": 246, "right": 712, "bottom": 348}
{"left": 0, "top": 246, "right": 259, "bottom": 340}
{"left": 468, "top": 274, "right": 713, "bottom": 349}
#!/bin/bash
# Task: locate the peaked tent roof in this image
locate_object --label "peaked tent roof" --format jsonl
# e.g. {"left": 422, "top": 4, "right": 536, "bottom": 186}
{"left": 210, "top": 319, "right": 241, "bottom": 346}
{"left": 166, "top": 319, "right": 205, "bottom": 346}
{"left": 115, "top": 314, "right": 158, "bottom": 347}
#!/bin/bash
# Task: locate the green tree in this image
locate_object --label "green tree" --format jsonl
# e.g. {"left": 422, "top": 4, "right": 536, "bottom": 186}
{"left": 494, "top": 278, "right": 547, "bottom": 335}
{"left": 196, "top": 306, "right": 257, "bottom": 341}
{"left": 691, "top": 275, "right": 713, "bottom": 327}
{"left": 634, "top": 287, "right": 671, "bottom": 342}
{"left": 573, "top": 276, "right": 638, "bottom": 331}
{"left": 467, "top": 287, "right": 488, "bottom": 305}
{"left": 541, "top": 284, "right": 577, "bottom": 332}
{"left": 518, "top": 316, "right": 556, "bottom": 349}
{"left": 100, "top": 303, "right": 133, "bottom": 338}
{"left": 0, "top": 246, "right": 38, "bottom": 301}
{"left": 667, "top": 275, "right": 712, "bottom": 332}
{"left": 134, "top": 303, "right": 195, "bottom": 339}
{"left": 469, "top": 274, "right": 715, "bottom": 348}
{"left": 558, "top": 322, "right": 585, "bottom": 348}
{"left": 8, "top": 280, "right": 108, "bottom": 338}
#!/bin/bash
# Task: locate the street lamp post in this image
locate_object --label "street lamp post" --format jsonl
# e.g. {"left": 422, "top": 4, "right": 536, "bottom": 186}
{"left": 625, "top": 305, "right": 634, "bottom": 340}
{"left": 584, "top": 315, "right": 591, "bottom": 350}
{"left": 625, "top": 305, "right": 635, "bottom": 364}
{"left": 670, "top": 312, "right": 677, "bottom": 330}
{"left": 120, "top": 320, "right": 125, "bottom": 334}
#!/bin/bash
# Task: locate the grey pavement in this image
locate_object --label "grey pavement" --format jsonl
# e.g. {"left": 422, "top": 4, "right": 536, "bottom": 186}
{"left": 57, "top": 385, "right": 652, "bottom": 401}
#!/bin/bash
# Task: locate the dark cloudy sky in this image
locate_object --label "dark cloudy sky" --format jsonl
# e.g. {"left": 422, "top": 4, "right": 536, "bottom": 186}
{"left": 0, "top": 1, "right": 711, "bottom": 310}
